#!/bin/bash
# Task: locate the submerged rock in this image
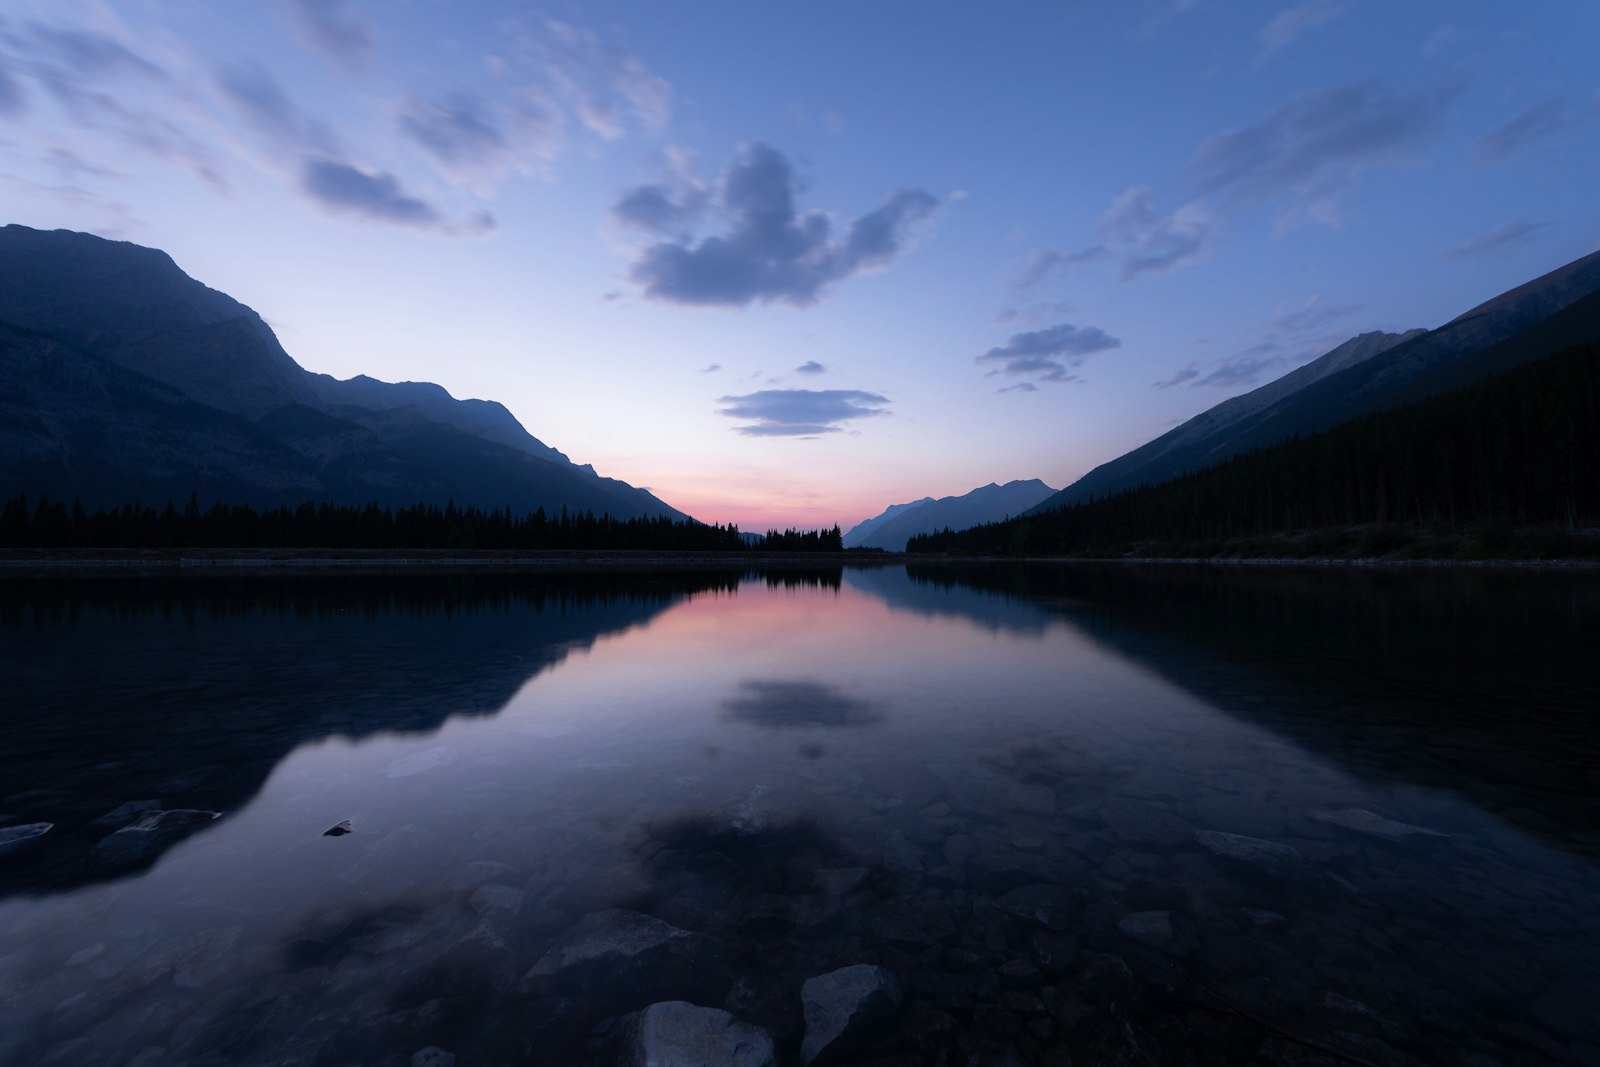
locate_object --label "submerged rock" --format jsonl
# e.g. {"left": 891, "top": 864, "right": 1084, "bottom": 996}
{"left": 1117, "top": 910, "right": 1199, "bottom": 957}
{"left": 800, "top": 964, "right": 904, "bottom": 1066}
{"left": 1193, "top": 830, "right": 1308, "bottom": 880}
{"left": 625, "top": 1001, "right": 775, "bottom": 1067}
{"left": 522, "top": 909, "right": 705, "bottom": 1004}
{"left": 0, "top": 822, "right": 52, "bottom": 855}
{"left": 994, "top": 884, "right": 1077, "bottom": 930}
{"left": 90, "top": 800, "right": 161, "bottom": 829}
{"left": 1309, "top": 808, "right": 1449, "bottom": 843}
{"left": 90, "top": 810, "right": 222, "bottom": 870}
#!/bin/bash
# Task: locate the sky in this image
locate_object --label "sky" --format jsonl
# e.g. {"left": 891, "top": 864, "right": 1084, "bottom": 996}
{"left": 1, "top": 1, "right": 1597, "bottom": 531}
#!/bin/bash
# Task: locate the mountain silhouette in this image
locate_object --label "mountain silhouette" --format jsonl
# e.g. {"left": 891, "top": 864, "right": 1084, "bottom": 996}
{"left": 0, "top": 225, "right": 686, "bottom": 519}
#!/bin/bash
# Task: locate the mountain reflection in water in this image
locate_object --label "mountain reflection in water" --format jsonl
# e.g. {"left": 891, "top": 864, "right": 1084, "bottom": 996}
{"left": 0, "top": 563, "right": 1596, "bottom": 1066}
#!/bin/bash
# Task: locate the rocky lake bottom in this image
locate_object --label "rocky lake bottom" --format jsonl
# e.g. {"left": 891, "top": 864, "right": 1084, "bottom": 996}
{"left": 0, "top": 563, "right": 1597, "bottom": 1066}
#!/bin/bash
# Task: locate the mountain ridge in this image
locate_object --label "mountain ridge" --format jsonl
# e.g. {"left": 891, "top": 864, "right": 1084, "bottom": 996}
{"left": 846, "top": 479, "right": 1058, "bottom": 551}
{"left": 0, "top": 225, "right": 687, "bottom": 520}
{"left": 1031, "top": 246, "right": 1600, "bottom": 516}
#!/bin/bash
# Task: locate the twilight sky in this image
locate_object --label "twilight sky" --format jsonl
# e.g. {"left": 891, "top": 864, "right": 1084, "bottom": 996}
{"left": 2, "top": 1, "right": 1597, "bottom": 530}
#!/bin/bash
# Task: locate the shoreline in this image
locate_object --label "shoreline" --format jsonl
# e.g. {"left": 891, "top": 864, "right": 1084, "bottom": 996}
{"left": 2, "top": 548, "right": 1598, "bottom": 573}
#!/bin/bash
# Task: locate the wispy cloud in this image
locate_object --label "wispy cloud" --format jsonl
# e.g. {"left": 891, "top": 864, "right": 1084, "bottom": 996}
{"left": 795, "top": 360, "right": 826, "bottom": 375}
{"left": 1259, "top": 1, "right": 1343, "bottom": 56}
{"left": 1015, "top": 245, "right": 1107, "bottom": 289}
{"left": 1473, "top": 98, "right": 1598, "bottom": 162}
{"left": 283, "top": 0, "right": 373, "bottom": 69}
{"left": 215, "top": 61, "right": 338, "bottom": 156}
{"left": 977, "top": 322, "right": 1121, "bottom": 387}
{"left": 717, "top": 388, "right": 891, "bottom": 437}
{"left": 1154, "top": 293, "right": 1363, "bottom": 389}
{"left": 1443, "top": 220, "right": 1548, "bottom": 260}
{"left": 1098, "top": 188, "right": 1221, "bottom": 280}
{"left": 624, "top": 141, "right": 939, "bottom": 308}
{"left": 1186, "top": 80, "right": 1450, "bottom": 226}
{"left": 536, "top": 19, "right": 670, "bottom": 140}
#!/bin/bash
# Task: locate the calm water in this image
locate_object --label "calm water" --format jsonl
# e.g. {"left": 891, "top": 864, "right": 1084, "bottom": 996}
{"left": 1, "top": 564, "right": 1597, "bottom": 1066}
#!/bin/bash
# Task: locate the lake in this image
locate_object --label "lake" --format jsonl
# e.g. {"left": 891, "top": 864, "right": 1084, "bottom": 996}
{"left": 1, "top": 563, "right": 1597, "bottom": 1066}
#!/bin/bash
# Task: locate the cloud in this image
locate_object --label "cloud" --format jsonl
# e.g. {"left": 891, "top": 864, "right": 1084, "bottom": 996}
{"left": 1186, "top": 81, "right": 1449, "bottom": 221}
{"left": 1015, "top": 245, "right": 1107, "bottom": 289}
{"left": 215, "top": 61, "right": 337, "bottom": 155}
{"left": 1155, "top": 294, "right": 1362, "bottom": 389}
{"left": 997, "top": 382, "right": 1040, "bottom": 394}
{"left": 1443, "top": 220, "right": 1548, "bottom": 260}
{"left": 23, "top": 23, "right": 165, "bottom": 82}
{"left": 539, "top": 20, "right": 670, "bottom": 139}
{"left": 613, "top": 182, "right": 707, "bottom": 236}
{"left": 701, "top": 363, "right": 722, "bottom": 373}
{"left": 398, "top": 93, "right": 516, "bottom": 183}
{"left": 626, "top": 142, "right": 939, "bottom": 308}
{"left": 1151, "top": 365, "right": 1200, "bottom": 389}
{"left": 717, "top": 388, "right": 890, "bottom": 437}
{"left": 795, "top": 360, "right": 825, "bottom": 375}
{"left": 284, "top": 0, "right": 373, "bottom": 68}
{"left": 995, "top": 299, "right": 1074, "bottom": 326}
{"left": 0, "top": 59, "right": 24, "bottom": 117}
{"left": 1265, "top": 292, "right": 1362, "bottom": 335}
{"left": 1473, "top": 98, "right": 1597, "bottom": 162}
{"left": 1259, "top": 1, "right": 1343, "bottom": 56}
{"left": 300, "top": 157, "right": 496, "bottom": 234}
{"left": 1098, "top": 187, "right": 1221, "bottom": 280}
{"left": 976, "top": 322, "right": 1121, "bottom": 385}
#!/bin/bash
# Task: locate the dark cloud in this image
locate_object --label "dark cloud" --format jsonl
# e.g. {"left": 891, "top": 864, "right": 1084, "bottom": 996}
{"left": 24, "top": 23, "right": 165, "bottom": 81}
{"left": 626, "top": 142, "right": 938, "bottom": 308}
{"left": 215, "top": 61, "right": 337, "bottom": 155}
{"left": 717, "top": 388, "right": 890, "bottom": 437}
{"left": 1259, "top": 1, "right": 1344, "bottom": 55}
{"left": 720, "top": 679, "right": 882, "bottom": 729}
{"left": 1443, "top": 220, "right": 1548, "bottom": 260}
{"left": 285, "top": 0, "right": 373, "bottom": 68}
{"left": 795, "top": 361, "right": 825, "bottom": 375}
{"left": 701, "top": 363, "right": 722, "bottom": 373}
{"left": 1015, "top": 245, "right": 1107, "bottom": 289}
{"left": 1098, "top": 188, "right": 1220, "bottom": 280}
{"left": 1186, "top": 81, "right": 1449, "bottom": 212}
{"left": 1473, "top": 99, "right": 1597, "bottom": 162}
{"left": 399, "top": 94, "right": 506, "bottom": 171}
{"left": 301, "top": 158, "right": 448, "bottom": 228}
{"left": 612, "top": 182, "right": 706, "bottom": 236}
{"left": 976, "top": 322, "right": 1121, "bottom": 385}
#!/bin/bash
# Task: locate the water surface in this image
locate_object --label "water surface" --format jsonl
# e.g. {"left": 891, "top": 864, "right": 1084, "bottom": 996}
{"left": 1, "top": 564, "right": 1596, "bottom": 1066}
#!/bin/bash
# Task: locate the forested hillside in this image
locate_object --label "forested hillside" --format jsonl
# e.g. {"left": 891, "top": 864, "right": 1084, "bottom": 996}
{"left": 910, "top": 343, "right": 1600, "bottom": 558}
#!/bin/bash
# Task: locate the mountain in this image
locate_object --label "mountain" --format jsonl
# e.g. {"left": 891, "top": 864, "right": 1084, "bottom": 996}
{"left": 1031, "top": 247, "right": 1600, "bottom": 514}
{"left": 845, "top": 479, "right": 1057, "bottom": 551}
{"left": 0, "top": 225, "right": 687, "bottom": 519}
{"left": 842, "top": 497, "right": 933, "bottom": 546}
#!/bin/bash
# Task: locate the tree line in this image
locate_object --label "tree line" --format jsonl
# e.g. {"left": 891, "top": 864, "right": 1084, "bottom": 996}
{"left": 909, "top": 343, "right": 1600, "bottom": 557}
{"left": 0, "top": 495, "right": 844, "bottom": 553}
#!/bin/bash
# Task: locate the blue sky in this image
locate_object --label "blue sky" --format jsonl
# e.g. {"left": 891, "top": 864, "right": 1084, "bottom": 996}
{"left": 2, "top": 1, "right": 1596, "bottom": 529}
